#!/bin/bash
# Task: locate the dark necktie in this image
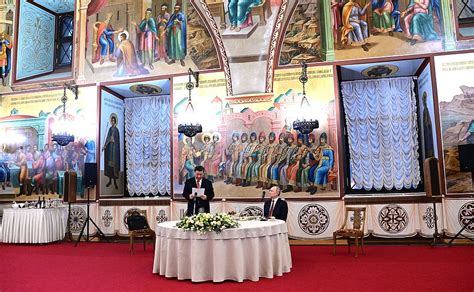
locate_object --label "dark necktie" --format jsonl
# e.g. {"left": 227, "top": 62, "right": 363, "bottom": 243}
{"left": 268, "top": 200, "right": 275, "bottom": 218}
{"left": 196, "top": 179, "right": 201, "bottom": 189}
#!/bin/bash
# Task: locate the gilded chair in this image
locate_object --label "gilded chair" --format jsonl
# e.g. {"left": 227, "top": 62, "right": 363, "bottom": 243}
{"left": 333, "top": 207, "right": 366, "bottom": 257}
{"left": 127, "top": 209, "right": 155, "bottom": 254}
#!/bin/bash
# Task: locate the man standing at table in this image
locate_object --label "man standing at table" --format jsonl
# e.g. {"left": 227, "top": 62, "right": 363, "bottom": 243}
{"left": 264, "top": 186, "right": 288, "bottom": 221}
{"left": 183, "top": 165, "right": 214, "bottom": 216}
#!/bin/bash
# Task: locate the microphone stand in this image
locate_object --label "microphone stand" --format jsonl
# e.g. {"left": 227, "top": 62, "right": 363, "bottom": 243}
{"left": 431, "top": 196, "right": 446, "bottom": 247}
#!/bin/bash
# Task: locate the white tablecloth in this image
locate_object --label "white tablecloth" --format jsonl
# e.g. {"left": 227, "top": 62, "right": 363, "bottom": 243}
{"left": 2, "top": 207, "right": 68, "bottom": 244}
{"left": 152, "top": 220, "right": 292, "bottom": 282}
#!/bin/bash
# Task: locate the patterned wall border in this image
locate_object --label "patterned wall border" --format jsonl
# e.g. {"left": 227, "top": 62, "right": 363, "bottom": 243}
{"left": 265, "top": 0, "right": 289, "bottom": 93}
{"left": 197, "top": 0, "right": 233, "bottom": 96}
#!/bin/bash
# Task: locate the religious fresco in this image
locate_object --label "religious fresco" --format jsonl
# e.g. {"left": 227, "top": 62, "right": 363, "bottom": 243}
{"left": 435, "top": 53, "right": 474, "bottom": 194}
{"left": 0, "top": 86, "right": 98, "bottom": 201}
{"left": 172, "top": 66, "right": 338, "bottom": 198}
{"left": 279, "top": 0, "right": 321, "bottom": 65}
{"left": 416, "top": 63, "right": 438, "bottom": 161}
{"left": 99, "top": 91, "right": 125, "bottom": 197}
{"left": 84, "top": 0, "right": 219, "bottom": 84}
{"left": 332, "top": 0, "right": 444, "bottom": 60}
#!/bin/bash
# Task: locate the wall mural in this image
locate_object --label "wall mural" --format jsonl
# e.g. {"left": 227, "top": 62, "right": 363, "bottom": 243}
{"left": 416, "top": 63, "right": 438, "bottom": 161}
{"left": 0, "top": 87, "right": 98, "bottom": 201}
{"left": 99, "top": 91, "right": 125, "bottom": 197}
{"left": 332, "top": 0, "right": 444, "bottom": 60}
{"left": 435, "top": 53, "right": 474, "bottom": 193}
{"left": 172, "top": 66, "right": 338, "bottom": 198}
{"left": 84, "top": 0, "right": 219, "bottom": 84}
{"left": 279, "top": 0, "right": 321, "bottom": 65}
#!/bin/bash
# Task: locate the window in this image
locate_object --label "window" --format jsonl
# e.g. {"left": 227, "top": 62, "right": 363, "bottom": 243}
{"left": 455, "top": 0, "right": 474, "bottom": 39}
{"left": 56, "top": 14, "right": 74, "bottom": 67}
{"left": 340, "top": 77, "right": 424, "bottom": 194}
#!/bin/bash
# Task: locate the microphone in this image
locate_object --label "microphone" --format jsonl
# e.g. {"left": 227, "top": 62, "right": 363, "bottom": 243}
{"left": 261, "top": 191, "right": 266, "bottom": 202}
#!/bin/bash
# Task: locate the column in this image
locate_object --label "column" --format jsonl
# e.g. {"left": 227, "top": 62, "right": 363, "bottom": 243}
{"left": 319, "top": 1, "right": 335, "bottom": 61}
{"left": 76, "top": 0, "right": 92, "bottom": 84}
{"left": 126, "top": 3, "right": 135, "bottom": 43}
{"left": 441, "top": 0, "right": 456, "bottom": 51}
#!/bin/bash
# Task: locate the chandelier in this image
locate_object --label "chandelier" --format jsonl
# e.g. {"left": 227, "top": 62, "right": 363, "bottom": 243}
{"left": 293, "top": 61, "right": 319, "bottom": 135}
{"left": 178, "top": 68, "right": 202, "bottom": 137}
{"left": 52, "top": 83, "right": 78, "bottom": 146}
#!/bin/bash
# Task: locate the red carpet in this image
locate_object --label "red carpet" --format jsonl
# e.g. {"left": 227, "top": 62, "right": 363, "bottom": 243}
{"left": 0, "top": 242, "right": 473, "bottom": 292}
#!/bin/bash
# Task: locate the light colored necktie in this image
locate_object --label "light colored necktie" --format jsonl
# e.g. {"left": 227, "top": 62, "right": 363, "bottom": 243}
{"left": 197, "top": 179, "right": 201, "bottom": 189}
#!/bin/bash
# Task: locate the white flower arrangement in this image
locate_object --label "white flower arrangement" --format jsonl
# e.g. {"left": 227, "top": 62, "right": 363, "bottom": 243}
{"left": 176, "top": 213, "right": 239, "bottom": 234}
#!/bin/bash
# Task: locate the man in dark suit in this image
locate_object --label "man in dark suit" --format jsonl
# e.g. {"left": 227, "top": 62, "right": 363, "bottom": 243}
{"left": 182, "top": 165, "right": 215, "bottom": 216}
{"left": 263, "top": 186, "right": 288, "bottom": 221}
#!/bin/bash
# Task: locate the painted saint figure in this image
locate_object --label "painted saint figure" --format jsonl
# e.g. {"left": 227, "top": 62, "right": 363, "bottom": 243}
{"left": 16, "top": 146, "right": 27, "bottom": 195}
{"left": 422, "top": 92, "right": 434, "bottom": 158}
{"left": 233, "top": 133, "right": 249, "bottom": 186}
{"left": 102, "top": 114, "right": 120, "bottom": 189}
{"left": 134, "top": 8, "right": 158, "bottom": 70}
{"left": 93, "top": 13, "right": 120, "bottom": 65}
{"left": 180, "top": 136, "right": 196, "bottom": 181}
{"left": 341, "top": 0, "right": 371, "bottom": 51}
{"left": 331, "top": 0, "right": 344, "bottom": 43}
{"left": 228, "top": 0, "right": 262, "bottom": 32}
{"left": 114, "top": 32, "right": 149, "bottom": 77}
{"left": 401, "top": 0, "right": 439, "bottom": 46}
{"left": 372, "top": 0, "right": 395, "bottom": 35}
{"left": 0, "top": 32, "right": 12, "bottom": 86}
{"left": 224, "top": 133, "right": 240, "bottom": 184}
{"left": 0, "top": 145, "right": 10, "bottom": 190}
{"left": 310, "top": 133, "right": 334, "bottom": 193}
{"left": 166, "top": 4, "right": 187, "bottom": 67}
{"left": 156, "top": 4, "right": 171, "bottom": 62}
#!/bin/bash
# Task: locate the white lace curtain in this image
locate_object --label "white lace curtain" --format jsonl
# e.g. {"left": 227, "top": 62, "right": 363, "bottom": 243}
{"left": 124, "top": 96, "right": 171, "bottom": 196}
{"left": 341, "top": 77, "right": 421, "bottom": 191}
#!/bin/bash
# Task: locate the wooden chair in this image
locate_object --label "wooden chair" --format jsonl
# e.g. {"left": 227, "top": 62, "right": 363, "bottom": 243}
{"left": 127, "top": 209, "right": 155, "bottom": 254}
{"left": 333, "top": 207, "right": 366, "bottom": 257}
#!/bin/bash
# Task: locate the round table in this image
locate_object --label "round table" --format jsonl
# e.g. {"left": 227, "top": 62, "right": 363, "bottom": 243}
{"left": 152, "top": 219, "right": 292, "bottom": 282}
{"left": 2, "top": 207, "right": 68, "bottom": 244}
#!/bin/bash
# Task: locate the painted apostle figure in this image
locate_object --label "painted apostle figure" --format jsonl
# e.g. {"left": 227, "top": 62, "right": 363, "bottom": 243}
{"left": 341, "top": 0, "right": 371, "bottom": 52}
{"left": 156, "top": 4, "right": 171, "bottom": 62}
{"left": 134, "top": 8, "right": 158, "bottom": 70}
{"left": 166, "top": 4, "right": 187, "bottom": 67}
{"left": 114, "top": 32, "right": 149, "bottom": 77}
{"left": 0, "top": 31, "right": 12, "bottom": 86}
{"left": 228, "top": 0, "right": 262, "bottom": 32}
{"left": 102, "top": 114, "right": 120, "bottom": 189}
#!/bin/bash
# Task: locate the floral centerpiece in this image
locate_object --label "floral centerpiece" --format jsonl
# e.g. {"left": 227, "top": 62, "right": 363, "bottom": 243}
{"left": 176, "top": 213, "right": 239, "bottom": 234}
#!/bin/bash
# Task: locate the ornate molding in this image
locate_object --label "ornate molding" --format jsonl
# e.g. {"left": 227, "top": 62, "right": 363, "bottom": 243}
{"left": 226, "top": 93, "right": 273, "bottom": 105}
